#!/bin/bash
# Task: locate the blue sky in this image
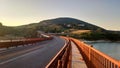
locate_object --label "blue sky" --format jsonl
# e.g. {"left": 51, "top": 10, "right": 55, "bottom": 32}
{"left": 0, "top": 0, "right": 120, "bottom": 30}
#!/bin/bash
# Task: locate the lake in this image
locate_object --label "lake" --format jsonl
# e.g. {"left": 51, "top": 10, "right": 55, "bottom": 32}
{"left": 85, "top": 41, "right": 120, "bottom": 60}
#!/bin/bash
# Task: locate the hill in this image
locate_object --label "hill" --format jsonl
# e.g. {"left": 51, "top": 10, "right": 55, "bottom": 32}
{"left": 17, "top": 17, "right": 105, "bottom": 33}
{"left": 38, "top": 18, "right": 105, "bottom": 31}
{"left": 0, "top": 17, "right": 120, "bottom": 41}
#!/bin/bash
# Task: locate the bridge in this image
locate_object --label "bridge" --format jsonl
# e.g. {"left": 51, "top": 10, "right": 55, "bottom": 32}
{"left": 0, "top": 36, "right": 120, "bottom": 68}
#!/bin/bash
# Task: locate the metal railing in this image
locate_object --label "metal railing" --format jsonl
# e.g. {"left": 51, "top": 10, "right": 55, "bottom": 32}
{"left": 71, "top": 38, "right": 120, "bottom": 68}
{"left": 0, "top": 37, "right": 53, "bottom": 48}
{"left": 46, "top": 37, "right": 71, "bottom": 68}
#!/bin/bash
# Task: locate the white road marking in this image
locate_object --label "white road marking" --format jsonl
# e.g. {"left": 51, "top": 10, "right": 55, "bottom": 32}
{"left": 0, "top": 46, "right": 44, "bottom": 65}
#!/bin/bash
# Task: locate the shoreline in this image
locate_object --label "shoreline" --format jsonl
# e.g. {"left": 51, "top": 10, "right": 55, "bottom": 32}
{"left": 80, "top": 39, "right": 120, "bottom": 43}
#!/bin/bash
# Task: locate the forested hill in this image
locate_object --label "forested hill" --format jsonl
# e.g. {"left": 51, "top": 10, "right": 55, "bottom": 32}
{"left": 0, "top": 17, "right": 120, "bottom": 41}
{"left": 39, "top": 18, "right": 105, "bottom": 31}
{"left": 17, "top": 17, "right": 106, "bottom": 33}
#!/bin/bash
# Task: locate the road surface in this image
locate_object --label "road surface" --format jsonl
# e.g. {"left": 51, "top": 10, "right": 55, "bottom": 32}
{"left": 0, "top": 36, "right": 65, "bottom": 68}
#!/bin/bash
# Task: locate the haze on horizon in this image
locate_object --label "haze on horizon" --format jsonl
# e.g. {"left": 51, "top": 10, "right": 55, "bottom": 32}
{"left": 0, "top": 0, "right": 120, "bottom": 30}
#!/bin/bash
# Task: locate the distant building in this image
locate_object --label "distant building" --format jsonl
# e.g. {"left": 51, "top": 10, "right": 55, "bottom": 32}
{"left": 78, "top": 24, "right": 85, "bottom": 27}
{"left": 67, "top": 24, "right": 71, "bottom": 27}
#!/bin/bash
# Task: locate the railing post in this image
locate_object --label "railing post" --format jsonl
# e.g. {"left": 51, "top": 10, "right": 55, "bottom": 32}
{"left": 118, "top": 61, "right": 120, "bottom": 68}
{"left": 88, "top": 47, "right": 91, "bottom": 68}
{"left": 57, "top": 60, "right": 62, "bottom": 68}
{"left": 88, "top": 45, "right": 93, "bottom": 68}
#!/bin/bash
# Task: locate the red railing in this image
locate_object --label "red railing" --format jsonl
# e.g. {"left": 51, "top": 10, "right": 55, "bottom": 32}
{"left": 0, "top": 37, "right": 53, "bottom": 48}
{"left": 46, "top": 37, "right": 71, "bottom": 68}
{"left": 71, "top": 38, "right": 120, "bottom": 68}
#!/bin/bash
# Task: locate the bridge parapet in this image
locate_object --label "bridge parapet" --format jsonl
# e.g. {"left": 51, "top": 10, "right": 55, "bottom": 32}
{"left": 0, "top": 37, "right": 53, "bottom": 48}
{"left": 46, "top": 37, "right": 71, "bottom": 68}
{"left": 71, "top": 38, "right": 120, "bottom": 68}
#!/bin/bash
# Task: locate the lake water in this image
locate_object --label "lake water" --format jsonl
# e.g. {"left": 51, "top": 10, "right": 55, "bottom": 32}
{"left": 85, "top": 41, "right": 120, "bottom": 60}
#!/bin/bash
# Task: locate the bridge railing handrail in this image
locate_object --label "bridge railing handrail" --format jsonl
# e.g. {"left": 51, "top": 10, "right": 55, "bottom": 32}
{"left": 46, "top": 36, "right": 71, "bottom": 68}
{"left": 71, "top": 38, "right": 120, "bottom": 68}
{"left": 0, "top": 37, "right": 53, "bottom": 48}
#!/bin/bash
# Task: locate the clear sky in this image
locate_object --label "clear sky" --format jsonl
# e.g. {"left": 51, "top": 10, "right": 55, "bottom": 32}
{"left": 0, "top": 0, "right": 120, "bottom": 30}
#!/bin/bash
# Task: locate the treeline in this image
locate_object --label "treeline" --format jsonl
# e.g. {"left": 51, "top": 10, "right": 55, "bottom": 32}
{"left": 0, "top": 23, "right": 38, "bottom": 39}
{"left": 69, "top": 31, "right": 120, "bottom": 41}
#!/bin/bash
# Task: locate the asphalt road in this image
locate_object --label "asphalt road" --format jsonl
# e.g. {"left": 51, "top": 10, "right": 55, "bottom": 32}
{"left": 0, "top": 36, "right": 65, "bottom": 68}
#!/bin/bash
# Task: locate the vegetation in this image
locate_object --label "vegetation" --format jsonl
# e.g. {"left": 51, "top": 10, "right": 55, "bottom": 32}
{"left": 69, "top": 31, "right": 120, "bottom": 41}
{"left": 0, "top": 17, "right": 120, "bottom": 41}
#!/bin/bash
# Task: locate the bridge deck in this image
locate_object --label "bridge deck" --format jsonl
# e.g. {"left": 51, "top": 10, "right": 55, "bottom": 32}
{"left": 71, "top": 41, "right": 87, "bottom": 68}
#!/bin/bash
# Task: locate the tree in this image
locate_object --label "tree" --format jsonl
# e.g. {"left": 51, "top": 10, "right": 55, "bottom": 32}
{"left": 0, "top": 22, "right": 2, "bottom": 26}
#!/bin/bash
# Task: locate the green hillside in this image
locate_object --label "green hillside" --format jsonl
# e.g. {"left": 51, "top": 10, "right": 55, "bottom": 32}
{"left": 0, "top": 17, "right": 120, "bottom": 41}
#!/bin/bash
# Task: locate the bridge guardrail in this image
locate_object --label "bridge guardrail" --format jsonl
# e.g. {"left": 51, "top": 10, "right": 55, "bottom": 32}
{"left": 71, "top": 38, "right": 120, "bottom": 68}
{"left": 46, "top": 37, "right": 71, "bottom": 68}
{"left": 0, "top": 37, "right": 53, "bottom": 48}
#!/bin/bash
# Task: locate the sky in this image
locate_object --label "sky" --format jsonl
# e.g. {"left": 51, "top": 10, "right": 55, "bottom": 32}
{"left": 0, "top": 0, "right": 120, "bottom": 30}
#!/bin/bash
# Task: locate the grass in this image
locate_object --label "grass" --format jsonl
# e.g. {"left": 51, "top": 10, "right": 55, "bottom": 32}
{"left": 71, "top": 30, "right": 91, "bottom": 34}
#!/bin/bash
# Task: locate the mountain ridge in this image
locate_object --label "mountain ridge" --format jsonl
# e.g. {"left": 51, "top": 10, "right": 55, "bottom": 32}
{"left": 0, "top": 17, "right": 109, "bottom": 37}
{"left": 0, "top": 17, "right": 120, "bottom": 41}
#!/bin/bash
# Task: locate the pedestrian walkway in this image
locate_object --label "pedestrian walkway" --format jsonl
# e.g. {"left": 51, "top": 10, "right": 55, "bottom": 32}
{"left": 71, "top": 41, "right": 87, "bottom": 68}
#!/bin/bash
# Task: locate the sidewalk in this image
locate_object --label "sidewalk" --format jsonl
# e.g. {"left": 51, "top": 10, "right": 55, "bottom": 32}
{"left": 71, "top": 41, "right": 87, "bottom": 68}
